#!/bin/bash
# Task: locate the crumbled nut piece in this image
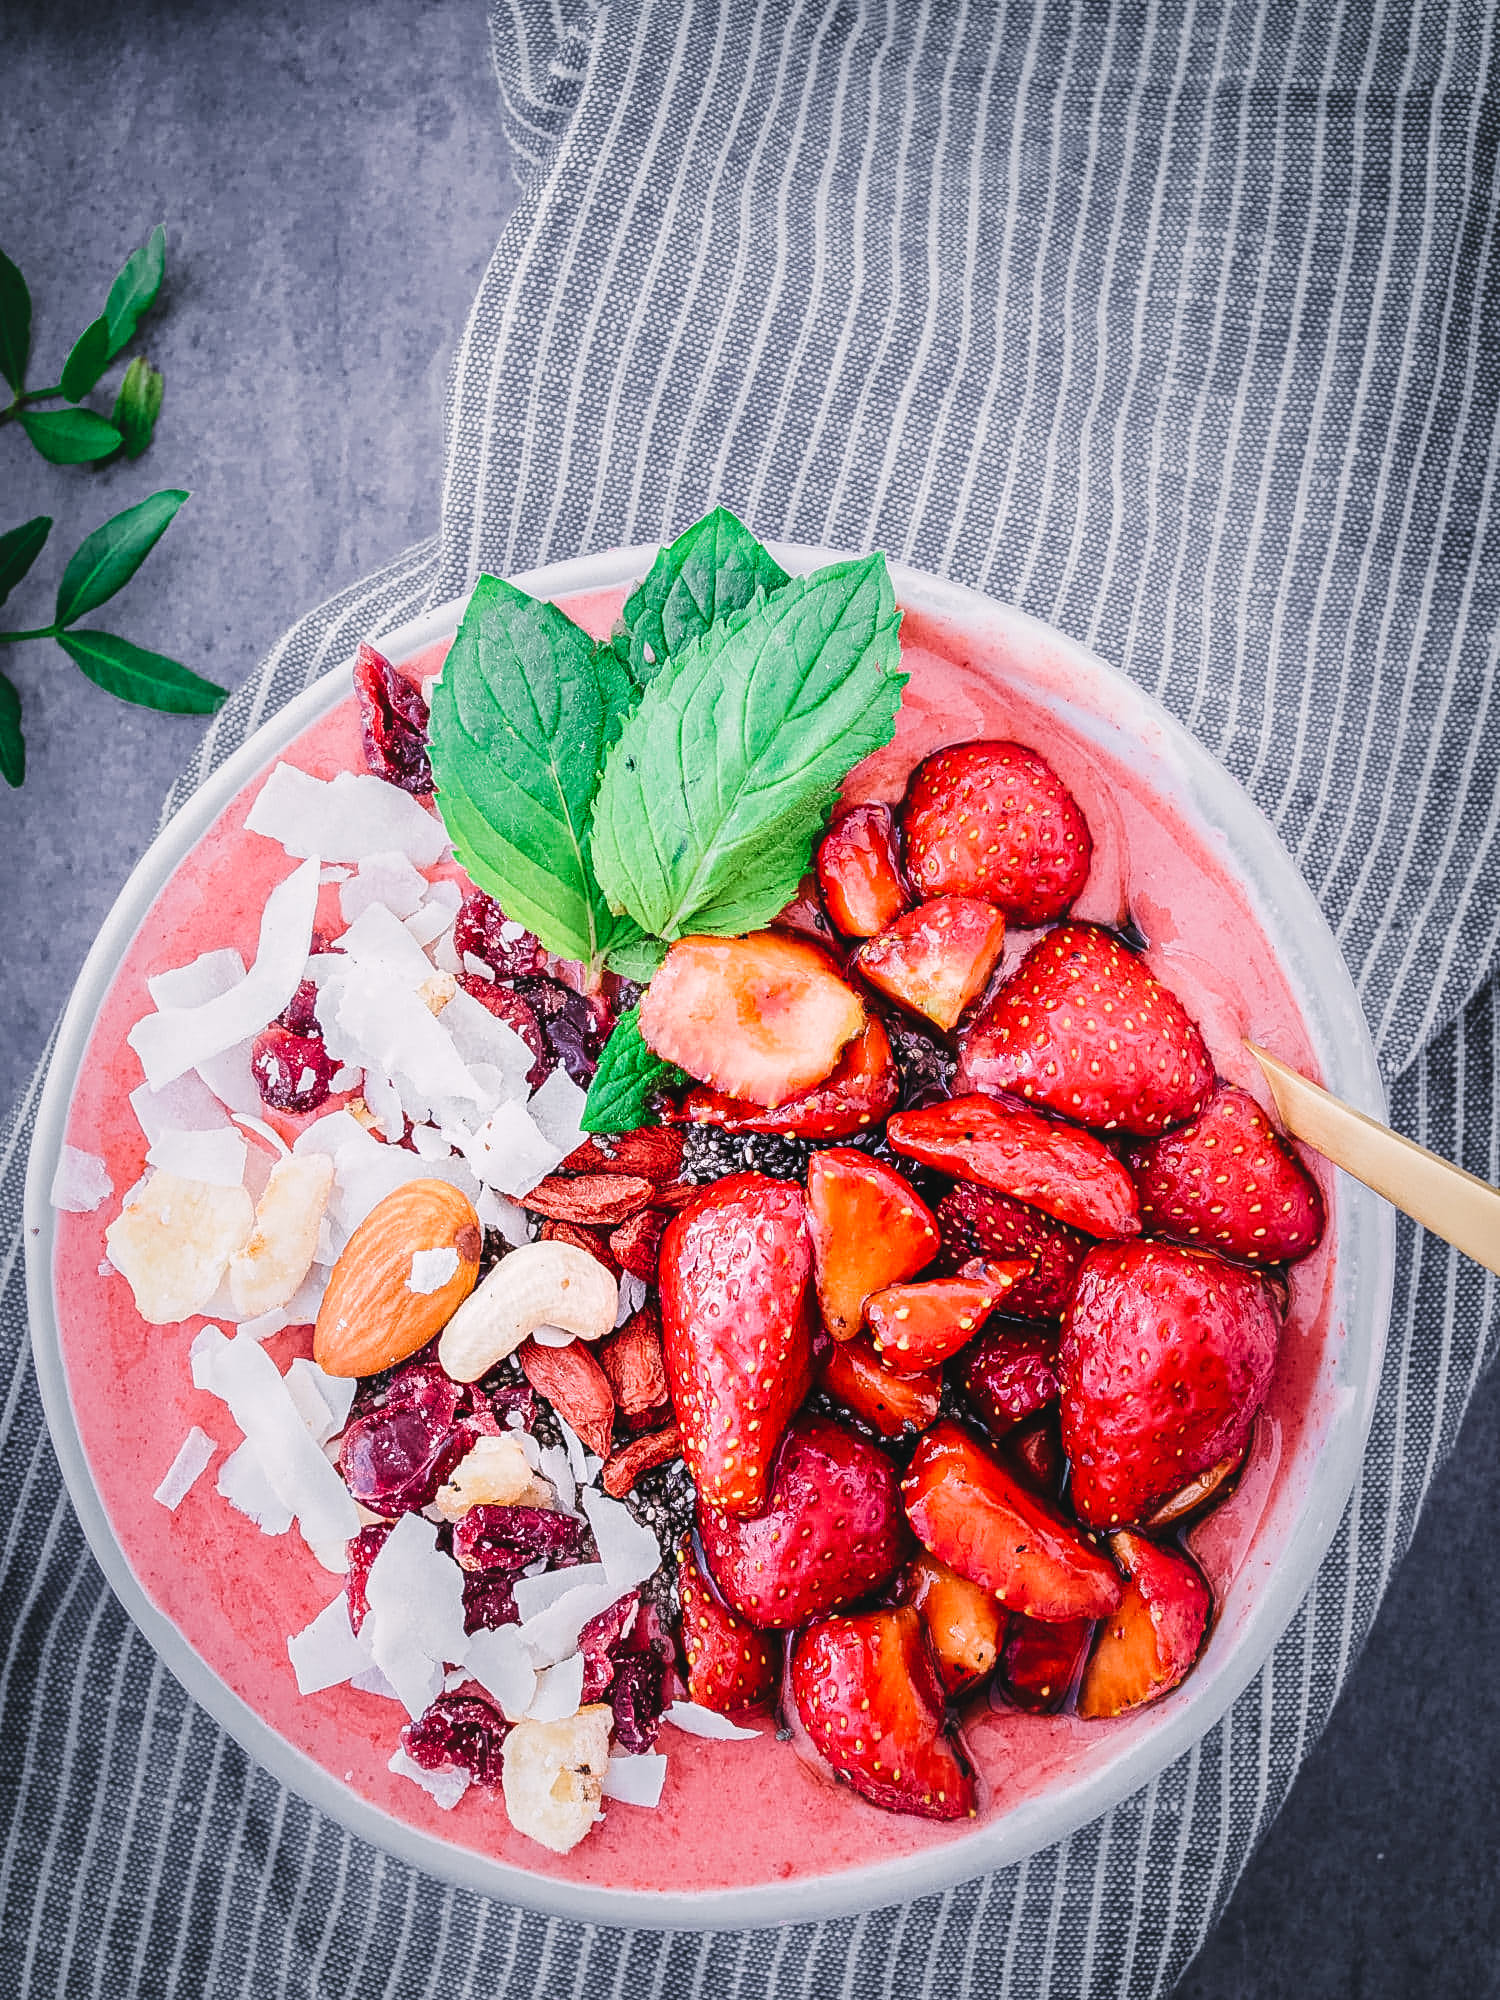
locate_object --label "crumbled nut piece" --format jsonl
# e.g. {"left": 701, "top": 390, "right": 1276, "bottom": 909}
{"left": 104, "top": 1171, "right": 255, "bottom": 1325}
{"left": 431, "top": 1433, "right": 535, "bottom": 1520}
{"left": 228, "top": 1153, "right": 334, "bottom": 1318}
{"left": 419, "top": 971, "right": 458, "bottom": 1015}
{"left": 500, "top": 1706, "right": 613, "bottom": 1853}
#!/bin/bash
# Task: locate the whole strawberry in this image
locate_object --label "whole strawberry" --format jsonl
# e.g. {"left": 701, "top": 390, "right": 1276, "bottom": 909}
{"left": 1124, "top": 1083, "right": 1325, "bottom": 1264}
{"left": 790, "top": 1606, "right": 976, "bottom": 1820}
{"left": 659, "top": 1173, "right": 814, "bottom": 1514}
{"left": 902, "top": 740, "right": 1092, "bottom": 924}
{"left": 696, "top": 1412, "right": 910, "bottom": 1628}
{"left": 936, "top": 1182, "right": 1092, "bottom": 1320}
{"left": 1059, "top": 1240, "right": 1281, "bottom": 1527}
{"left": 959, "top": 924, "right": 1214, "bottom": 1136}
{"left": 676, "top": 1537, "right": 780, "bottom": 1714}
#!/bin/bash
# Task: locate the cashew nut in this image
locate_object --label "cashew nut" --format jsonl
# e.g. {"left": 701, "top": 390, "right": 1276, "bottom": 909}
{"left": 437, "top": 1240, "right": 618, "bottom": 1382}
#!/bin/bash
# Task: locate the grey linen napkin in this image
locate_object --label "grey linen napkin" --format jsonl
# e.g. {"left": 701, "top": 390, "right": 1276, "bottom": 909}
{"left": 3, "top": 2, "right": 1498, "bottom": 1993}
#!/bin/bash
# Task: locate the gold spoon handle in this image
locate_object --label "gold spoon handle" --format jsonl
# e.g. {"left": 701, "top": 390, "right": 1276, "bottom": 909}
{"left": 1248, "top": 1043, "right": 1500, "bottom": 1279}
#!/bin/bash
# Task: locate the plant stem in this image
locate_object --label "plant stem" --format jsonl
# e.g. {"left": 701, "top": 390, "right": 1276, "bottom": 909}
{"left": 0, "top": 626, "right": 59, "bottom": 644}
{"left": 0, "top": 385, "right": 67, "bottom": 427}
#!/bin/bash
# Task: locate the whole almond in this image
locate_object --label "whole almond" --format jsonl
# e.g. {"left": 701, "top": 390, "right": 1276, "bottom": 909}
{"left": 314, "top": 1179, "right": 482, "bottom": 1378}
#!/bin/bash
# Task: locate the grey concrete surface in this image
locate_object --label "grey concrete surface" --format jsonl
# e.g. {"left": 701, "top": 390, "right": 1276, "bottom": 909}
{"left": 5, "top": 5, "right": 1499, "bottom": 1996}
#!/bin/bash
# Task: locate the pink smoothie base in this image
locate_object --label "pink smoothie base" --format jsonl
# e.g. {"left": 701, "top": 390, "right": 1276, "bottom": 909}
{"left": 44, "top": 577, "right": 1348, "bottom": 1906}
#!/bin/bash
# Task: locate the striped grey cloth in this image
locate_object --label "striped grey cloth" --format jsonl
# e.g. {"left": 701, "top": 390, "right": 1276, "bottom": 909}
{"left": 4, "top": 1, "right": 1498, "bottom": 1992}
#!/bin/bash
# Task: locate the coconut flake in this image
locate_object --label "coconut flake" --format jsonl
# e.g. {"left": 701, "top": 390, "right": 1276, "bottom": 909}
{"left": 408, "top": 1123, "right": 451, "bottom": 1162}
{"left": 526, "top": 1068, "right": 589, "bottom": 1158}
{"left": 363, "top": 1514, "right": 468, "bottom": 1718}
{"left": 439, "top": 988, "right": 538, "bottom": 1096}
{"left": 582, "top": 1488, "right": 660, "bottom": 1592}
{"left": 282, "top": 1265, "right": 330, "bottom": 1324}
{"left": 284, "top": 1357, "right": 357, "bottom": 1445}
{"left": 388, "top": 1746, "right": 469, "bottom": 1809}
{"left": 153, "top": 1426, "right": 217, "bottom": 1510}
{"left": 455, "top": 1099, "right": 562, "bottom": 1199}
{"left": 614, "top": 1272, "right": 650, "bottom": 1327}
{"left": 512, "top": 1570, "right": 624, "bottom": 1669}
{"left": 217, "top": 1441, "right": 294, "bottom": 1534}
{"left": 288, "top": 1594, "right": 370, "bottom": 1694}
{"left": 245, "top": 762, "right": 448, "bottom": 867}
{"left": 339, "top": 849, "right": 429, "bottom": 925}
{"left": 476, "top": 1186, "right": 532, "bottom": 1246}
{"left": 513, "top": 1563, "right": 611, "bottom": 1623}
{"left": 464, "top": 1624, "right": 537, "bottom": 1721}
{"left": 129, "top": 857, "right": 321, "bottom": 1090}
{"left": 408, "top": 1246, "right": 459, "bottom": 1295}
{"left": 602, "top": 1753, "right": 668, "bottom": 1807}
{"left": 536, "top": 1443, "right": 577, "bottom": 1514}
{"left": 148, "top": 947, "right": 247, "bottom": 1011}
{"left": 663, "top": 1702, "right": 761, "bottom": 1742}
{"left": 129, "top": 1072, "right": 233, "bottom": 1148}
{"left": 526, "top": 1652, "right": 585, "bottom": 1722}
{"left": 350, "top": 1662, "right": 402, "bottom": 1701}
{"left": 50, "top": 1145, "right": 113, "bottom": 1214}
{"left": 529, "top": 1323, "right": 577, "bottom": 1351}
{"left": 146, "top": 1125, "right": 248, "bottom": 1189}
{"left": 319, "top": 960, "right": 485, "bottom": 1118}
{"left": 237, "top": 1307, "right": 291, "bottom": 1343}
{"left": 404, "top": 902, "right": 454, "bottom": 951}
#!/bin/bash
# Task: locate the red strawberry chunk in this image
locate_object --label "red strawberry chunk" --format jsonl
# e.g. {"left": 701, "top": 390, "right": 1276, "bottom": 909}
{"left": 889, "top": 1092, "right": 1141, "bottom": 1238}
{"left": 640, "top": 932, "right": 866, "bottom": 1107}
{"left": 960, "top": 1322, "right": 1060, "bottom": 1437}
{"left": 856, "top": 897, "right": 1007, "bottom": 1033}
{"left": 1059, "top": 1240, "right": 1281, "bottom": 1527}
{"left": 790, "top": 1606, "right": 976, "bottom": 1820}
{"left": 818, "top": 1335, "right": 944, "bottom": 1439}
{"left": 697, "top": 1413, "right": 910, "bottom": 1630}
{"left": 659, "top": 1174, "right": 815, "bottom": 1513}
{"left": 677, "top": 1537, "right": 780, "bottom": 1714}
{"left": 906, "top": 1552, "right": 1005, "bottom": 1695}
{"left": 1077, "top": 1531, "right": 1212, "bottom": 1718}
{"left": 936, "top": 1182, "right": 1092, "bottom": 1321}
{"left": 902, "top": 740, "right": 1092, "bottom": 924}
{"left": 679, "top": 1016, "right": 900, "bottom": 1140}
{"left": 901, "top": 1421, "right": 1122, "bottom": 1622}
{"left": 817, "top": 803, "right": 911, "bottom": 937}
{"left": 866, "top": 1258, "right": 1031, "bottom": 1370}
{"left": 772, "top": 874, "right": 841, "bottom": 948}
{"left": 960, "top": 924, "right": 1214, "bottom": 1137}
{"left": 1124, "top": 1083, "right": 1325, "bottom": 1264}
{"left": 806, "top": 1148, "right": 940, "bottom": 1339}
{"left": 1001, "top": 1614, "right": 1094, "bottom": 1713}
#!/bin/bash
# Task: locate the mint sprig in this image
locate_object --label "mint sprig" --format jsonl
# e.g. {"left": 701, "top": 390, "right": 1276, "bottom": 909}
{"left": 581, "top": 1005, "right": 685, "bottom": 1133}
{"left": 615, "top": 506, "right": 789, "bottom": 685}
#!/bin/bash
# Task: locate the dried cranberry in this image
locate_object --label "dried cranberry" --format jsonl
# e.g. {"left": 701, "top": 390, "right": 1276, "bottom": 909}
{"left": 278, "top": 978, "right": 323, "bottom": 1037}
{"left": 519, "top": 977, "right": 607, "bottom": 1085}
{"left": 338, "top": 1404, "right": 469, "bottom": 1517}
{"left": 610, "top": 1651, "right": 666, "bottom": 1753}
{"left": 887, "top": 1020, "right": 956, "bottom": 1109}
{"left": 461, "top": 1571, "right": 521, "bottom": 1634}
{"left": 344, "top": 1522, "right": 394, "bottom": 1634}
{"left": 452, "top": 891, "right": 545, "bottom": 980}
{"left": 402, "top": 1692, "right": 508, "bottom": 1785}
{"left": 484, "top": 1381, "right": 537, "bottom": 1429}
{"left": 381, "top": 1359, "right": 464, "bottom": 1433}
{"left": 252, "top": 1025, "right": 336, "bottom": 1114}
{"left": 459, "top": 976, "right": 549, "bottom": 1088}
{"left": 451, "top": 1504, "right": 585, "bottom": 1574}
{"left": 353, "top": 642, "right": 433, "bottom": 796}
{"left": 578, "top": 1590, "right": 640, "bottom": 1700}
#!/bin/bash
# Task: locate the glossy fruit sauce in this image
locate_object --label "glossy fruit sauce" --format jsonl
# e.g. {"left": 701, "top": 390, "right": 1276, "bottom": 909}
{"left": 48, "top": 585, "right": 1339, "bottom": 1897}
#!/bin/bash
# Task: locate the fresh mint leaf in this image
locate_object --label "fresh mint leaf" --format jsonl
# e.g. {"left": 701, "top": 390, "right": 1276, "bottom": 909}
{"left": 57, "top": 630, "right": 226, "bottom": 714}
{"left": 581, "top": 1005, "right": 684, "bottom": 1134}
{"left": 111, "top": 356, "right": 164, "bottom": 458}
{"left": 60, "top": 314, "right": 112, "bottom": 402}
{"left": 0, "top": 516, "right": 51, "bottom": 611}
{"left": 605, "top": 934, "right": 668, "bottom": 983}
{"left": 0, "top": 249, "right": 29, "bottom": 395}
{"left": 616, "top": 506, "right": 789, "bottom": 685}
{"left": 591, "top": 554, "right": 905, "bottom": 940}
{"left": 55, "top": 489, "right": 188, "bottom": 629}
{"left": 0, "top": 671, "right": 23, "bottom": 787}
{"left": 428, "top": 574, "right": 638, "bottom": 969}
{"left": 104, "top": 225, "right": 166, "bottom": 358}
{"left": 18, "top": 408, "right": 122, "bottom": 464}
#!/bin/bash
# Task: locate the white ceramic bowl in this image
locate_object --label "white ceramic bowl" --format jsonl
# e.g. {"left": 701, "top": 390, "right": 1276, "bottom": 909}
{"left": 24, "top": 544, "right": 1394, "bottom": 1927}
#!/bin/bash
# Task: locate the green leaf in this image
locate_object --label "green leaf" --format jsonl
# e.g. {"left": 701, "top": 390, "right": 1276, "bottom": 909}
{"left": 55, "top": 489, "right": 188, "bottom": 628}
{"left": 0, "top": 248, "right": 30, "bottom": 395}
{"left": 605, "top": 934, "right": 668, "bottom": 983}
{"left": 616, "top": 506, "right": 789, "bottom": 685}
{"left": 428, "top": 574, "right": 639, "bottom": 969}
{"left": 60, "top": 314, "right": 112, "bottom": 402}
{"left": 18, "top": 408, "right": 122, "bottom": 464}
{"left": 0, "top": 516, "right": 51, "bottom": 612}
{"left": 111, "top": 355, "right": 164, "bottom": 458}
{"left": 591, "top": 554, "right": 906, "bottom": 940}
{"left": 104, "top": 225, "right": 166, "bottom": 358}
{"left": 57, "top": 630, "right": 226, "bottom": 714}
{"left": 580, "top": 1005, "right": 684, "bottom": 1134}
{"left": 0, "top": 671, "right": 23, "bottom": 787}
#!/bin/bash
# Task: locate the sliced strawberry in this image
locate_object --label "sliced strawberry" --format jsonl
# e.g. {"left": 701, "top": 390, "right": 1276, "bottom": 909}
{"left": 818, "top": 1334, "right": 943, "bottom": 1439}
{"left": 640, "top": 932, "right": 865, "bottom": 1107}
{"left": 1144, "top": 1445, "right": 1246, "bottom": 1526}
{"left": 696, "top": 1412, "right": 910, "bottom": 1629}
{"left": 658, "top": 1173, "right": 814, "bottom": 1513}
{"left": 1001, "top": 1614, "right": 1094, "bottom": 1713}
{"left": 1059, "top": 1240, "right": 1281, "bottom": 1527}
{"left": 902, "top": 740, "right": 1092, "bottom": 925}
{"left": 560, "top": 1126, "right": 685, "bottom": 1182}
{"left": 679, "top": 1016, "right": 899, "bottom": 1140}
{"left": 866, "top": 1258, "right": 1030, "bottom": 1370}
{"left": 805, "top": 1148, "right": 939, "bottom": 1339}
{"left": 901, "top": 1420, "right": 1121, "bottom": 1622}
{"left": 817, "top": 803, "right": 911, "bottom": 938}
{"left": 1004, "top": 1412, "right": 1065, "bottom": 1498}
{"left": 1124, "top": 1083, "right": 1326, "bottom": 1264}
{"left": 960, "top": 1321, "right": 1060, "bottom": 1437}
{"left": 855, "top": 897, "right": 1007, "bottom": 1033}
{"left": 1076, "top": 1531, "right": 1212, "bottom": 1718}
{"left": 889, "top": 1092, "right": 1140, "bottom": 1238}
{"left": 936, "top": 1182, "right": 1092, "bottom": 1320}
{"left": 608, "top": 1207, "right": 667, "bottom": 1280}
{"left": 959, "top": 924, "right": 1214, "bottom": 1136}
{"left": 906, "top": 1552, "right": 1004, "bottom": 1695}
{"left": 677, "top": 1537, "right": 780, "bottom": 1714}
{"left": 790, "top": 1606, "right": 976, "bottom": 1820}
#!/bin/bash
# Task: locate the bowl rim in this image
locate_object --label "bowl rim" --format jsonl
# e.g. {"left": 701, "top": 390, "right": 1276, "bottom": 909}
{"left": 24, "top": 540, "right": 1395, "bottom": 1929}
